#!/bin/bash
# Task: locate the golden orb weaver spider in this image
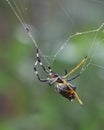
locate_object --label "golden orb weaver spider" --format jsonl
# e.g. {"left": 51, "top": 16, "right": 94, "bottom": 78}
{"left": 34, "top": 49, "right": 87, "bottom": 105}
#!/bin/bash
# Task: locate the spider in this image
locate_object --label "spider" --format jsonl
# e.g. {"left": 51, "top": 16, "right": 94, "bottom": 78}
{"left": 34, "top": 49, "right": 87, "bottom": 105}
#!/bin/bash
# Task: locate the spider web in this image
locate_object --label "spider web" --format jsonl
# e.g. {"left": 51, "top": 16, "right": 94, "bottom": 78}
{"left": 6, "top": 0, "right": 104, "bottom": 77}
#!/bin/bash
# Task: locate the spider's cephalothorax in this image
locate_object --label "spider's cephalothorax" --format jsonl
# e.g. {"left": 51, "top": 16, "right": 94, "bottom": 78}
{"left": 48, "top": 73, "right": 76, "bottom": 101}
{"left": 34, "top": 49, "right": 87, "bottom": 105}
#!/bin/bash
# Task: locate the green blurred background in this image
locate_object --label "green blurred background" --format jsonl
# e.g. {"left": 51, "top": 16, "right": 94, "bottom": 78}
{"left": 0, "top": 0, "right": 104, "bottom": 130}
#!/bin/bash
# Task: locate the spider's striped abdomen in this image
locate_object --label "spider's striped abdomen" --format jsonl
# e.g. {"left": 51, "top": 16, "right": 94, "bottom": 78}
{"left": 55, "top": 83, "right": 76, "bottom": 101}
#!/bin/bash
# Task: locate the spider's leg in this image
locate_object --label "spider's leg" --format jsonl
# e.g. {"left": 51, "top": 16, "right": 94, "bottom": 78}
{"left": 67, "top": 73, "right": 81, "bottom": 81}
{"left": 63, "top": 80, "right": 83, "bottom": 105}
{"left": 64, "top": 69, "right": 68, "bottom": 75}
{"left": 36, "top": 49, "right": 49, "bottom": 74}
{"left": 34, "top": 60, "right": 47, "bottom": 82}
{"left": 63, "top": 56, "right": 87, "bottom": 79}
{"left": 48, "top": 66, "right": 53, "bottom": 73}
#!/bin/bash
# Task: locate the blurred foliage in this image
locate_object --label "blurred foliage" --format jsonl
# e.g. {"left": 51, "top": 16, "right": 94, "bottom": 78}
{"left": 0, "top": 0, "right": 104, "bottom": 130}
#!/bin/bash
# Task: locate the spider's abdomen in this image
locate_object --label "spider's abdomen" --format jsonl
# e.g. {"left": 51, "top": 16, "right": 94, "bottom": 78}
{"left": 55, "top": 83, "right": 76, "bottom": 102}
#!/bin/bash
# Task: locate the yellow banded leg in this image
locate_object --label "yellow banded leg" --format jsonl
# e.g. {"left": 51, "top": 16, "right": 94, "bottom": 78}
{"left": 63, "top": 80, "right": 83, "bottom": 105}
{"left": 63, "top": 56, "right": 87, "bottom": 79}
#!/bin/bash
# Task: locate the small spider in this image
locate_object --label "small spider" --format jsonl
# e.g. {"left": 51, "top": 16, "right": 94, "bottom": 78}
{"left": 34, "top": 49, "right": 87, "bottom": 105}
